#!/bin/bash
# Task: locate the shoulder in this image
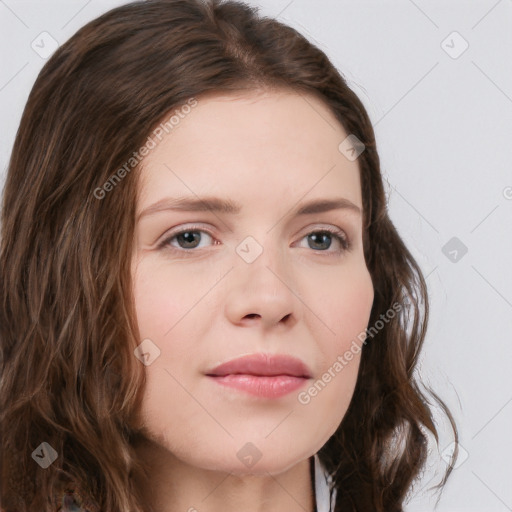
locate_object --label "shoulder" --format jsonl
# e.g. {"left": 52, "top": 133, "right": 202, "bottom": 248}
{"left": 0, "top": 491, "right": 100, "bottom": 512}
{"left": 56, "top": 488, "right": 100, "bottom": 512}
{"left": 314, "top": 454, "right": 337, "bottom": 512}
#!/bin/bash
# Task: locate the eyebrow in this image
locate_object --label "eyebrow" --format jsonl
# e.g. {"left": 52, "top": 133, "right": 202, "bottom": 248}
{"left": 137, "top": 195, "right": 361, "bottom": 221}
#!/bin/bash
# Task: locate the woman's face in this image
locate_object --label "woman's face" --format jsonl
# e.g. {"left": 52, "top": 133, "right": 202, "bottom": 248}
{"left": 131, "top": 89, "right": 374, "bottom": 475}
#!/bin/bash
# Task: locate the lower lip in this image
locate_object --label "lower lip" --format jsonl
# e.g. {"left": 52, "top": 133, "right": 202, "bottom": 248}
{"left": 207, "top": 374, "right": 308, "bottom": 398}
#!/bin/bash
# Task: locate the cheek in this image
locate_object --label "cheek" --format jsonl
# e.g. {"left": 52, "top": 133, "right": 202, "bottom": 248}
{"left": 315, "top": 263, "right": 374, "bottom": 353}
{"left": 131, "top": 260, "right": 209, "bottom": 404}
{"left": 303, "top": 264, "right": 373, "bottom": 424}
{"left": 132, "top": 259, "right": 201, "bottom": 338}
{"left": 131, "top": 264, "right": 205, "bottom": 394}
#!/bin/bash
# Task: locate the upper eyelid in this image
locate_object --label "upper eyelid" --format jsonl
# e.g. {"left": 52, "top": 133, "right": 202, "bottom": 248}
{"left": 163, "top": 223, "right": 348, "bottom": 238}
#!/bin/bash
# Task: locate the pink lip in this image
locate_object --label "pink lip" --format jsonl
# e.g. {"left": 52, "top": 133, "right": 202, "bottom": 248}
{"left": 205, "top": 353, "right": 312, "bottom": 398}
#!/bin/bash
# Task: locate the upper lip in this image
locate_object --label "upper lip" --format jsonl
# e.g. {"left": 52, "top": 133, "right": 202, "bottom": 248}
{"left": 206, "top": 353, "right": 312, "bottom": 378}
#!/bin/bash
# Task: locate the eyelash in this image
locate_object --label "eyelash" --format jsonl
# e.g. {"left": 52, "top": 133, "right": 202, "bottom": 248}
{"left": 157, "top": 224, "right": 351, "bottom": 256}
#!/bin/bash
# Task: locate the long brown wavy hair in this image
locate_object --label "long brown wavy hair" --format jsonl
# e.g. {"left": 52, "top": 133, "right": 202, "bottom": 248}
{"left": 0, "top": 1, "right": 458, "bottom": 510}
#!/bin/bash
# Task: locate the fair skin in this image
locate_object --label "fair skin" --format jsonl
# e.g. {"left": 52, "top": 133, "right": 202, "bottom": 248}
{"left": 130, "top": 89, "right": 374, "bottom": 512}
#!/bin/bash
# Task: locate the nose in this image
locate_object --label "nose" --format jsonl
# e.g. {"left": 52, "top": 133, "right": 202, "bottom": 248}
{"left": 224, "top": 238, "right": 299, "bottom": 330}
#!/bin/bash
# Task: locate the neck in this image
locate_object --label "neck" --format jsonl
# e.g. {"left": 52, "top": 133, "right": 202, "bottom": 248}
{"left": 133, "top": 437, "right": 316, "bottom": 512}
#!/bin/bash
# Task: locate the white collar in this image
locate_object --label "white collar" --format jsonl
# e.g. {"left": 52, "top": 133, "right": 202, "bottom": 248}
{"left": 313, "top": 453, "right": 337, "bottom": 512}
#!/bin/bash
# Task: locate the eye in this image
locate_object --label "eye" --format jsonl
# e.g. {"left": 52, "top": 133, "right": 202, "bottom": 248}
{"left": 297, "top": 227, "right": 350, "bottom": 253}
{"left": 157, "top": 225, "right": 350, "bottom": 255}
{"left": 158, "top": 225, "right": 215, "bottom": 252}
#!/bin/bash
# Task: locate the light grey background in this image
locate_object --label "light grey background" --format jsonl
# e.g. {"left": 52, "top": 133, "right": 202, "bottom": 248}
{"left": 1, "top": 1, "right": 511, "bottom": 511}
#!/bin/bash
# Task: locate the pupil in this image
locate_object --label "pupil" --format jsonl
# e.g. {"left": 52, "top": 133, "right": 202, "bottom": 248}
{"left": 179, "top": 232, "right": 199, "bottom": 248}
{"left": 310, "top": 233, "right": 330, "bottom": 250}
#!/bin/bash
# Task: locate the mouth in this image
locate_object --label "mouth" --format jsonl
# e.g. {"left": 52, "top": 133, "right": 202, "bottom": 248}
{"left": 205, "top": 353, "right": 312, "bottom": 399}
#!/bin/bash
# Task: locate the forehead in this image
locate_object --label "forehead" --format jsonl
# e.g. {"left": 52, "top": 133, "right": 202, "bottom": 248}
{"left": 136, "top": 89, "right": 362, "bottom": 214}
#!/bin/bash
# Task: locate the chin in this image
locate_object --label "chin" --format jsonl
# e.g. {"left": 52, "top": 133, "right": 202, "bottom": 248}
{"left": 184, "top": 441, "right": 313, "bottom": 477}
